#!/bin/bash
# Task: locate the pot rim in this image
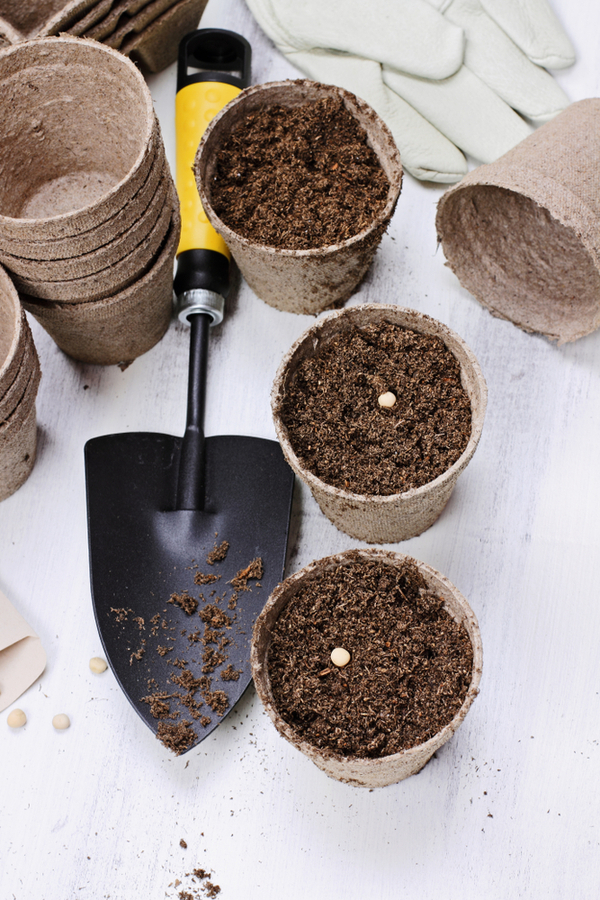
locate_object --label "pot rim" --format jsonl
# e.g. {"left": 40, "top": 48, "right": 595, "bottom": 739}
{"left": 195, "top": 78, "right": 403, "bottom": 259}
{"left": 0, "top": 36, "right": 156, "bottom": 229}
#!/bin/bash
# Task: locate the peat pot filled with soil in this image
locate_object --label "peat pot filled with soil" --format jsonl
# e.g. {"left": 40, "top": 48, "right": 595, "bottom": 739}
{"left": 194, "top": 79, "right": 403, "bottom": 315}
{"left": 271, "top": 304, "right": 487, "bottom": 543}
{"left": 251, "top": 549, "right": 483, "bottom": 788}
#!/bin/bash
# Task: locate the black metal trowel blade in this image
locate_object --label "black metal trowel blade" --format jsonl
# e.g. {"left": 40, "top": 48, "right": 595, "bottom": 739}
{"left": 84, "top": 429, "right": 293, "bottom": 753}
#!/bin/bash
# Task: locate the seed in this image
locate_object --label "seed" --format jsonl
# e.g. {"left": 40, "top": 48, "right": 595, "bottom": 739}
{"left": 378, "top": 391, "right": 396, "bottom": 408}
{"left": 331, "top": 647, "right": 351, "bottom": 667}
{"left": 89, "top": 657, "right": 108, "bottom": 674}
{"left": 7, "top": 708, "right": 26, "bottom": 728}
{"left": 52, "top": 713, "right": 70, "bottom": 730}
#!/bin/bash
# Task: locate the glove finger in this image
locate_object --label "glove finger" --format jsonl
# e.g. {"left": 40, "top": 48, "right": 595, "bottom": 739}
{"left": 384, "top": 63, "right": 532, "bottom": 164}
{"left": 478, "top": 0, "right": 575, "bottom": 69}
{"left": 246, "top": 0, "right": 466, "bottom": 80}
{"left": 442, "top": 0, "right": 569, "bottom": 122}
{"left": 286, "top": 49, "right": 468, "bottom": 182}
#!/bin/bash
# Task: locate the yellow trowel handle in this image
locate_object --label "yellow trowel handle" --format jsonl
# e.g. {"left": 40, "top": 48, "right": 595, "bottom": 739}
{"left": 173, "top": 29, "right": 251, "bottom": 324}
{"left": 176, "top": 79, "right": 239, "bottom": 258}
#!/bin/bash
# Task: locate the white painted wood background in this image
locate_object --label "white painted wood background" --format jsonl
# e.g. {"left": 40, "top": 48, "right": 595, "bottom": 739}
{"left": 2, "top": 1, "right": 600, "bottom": 897}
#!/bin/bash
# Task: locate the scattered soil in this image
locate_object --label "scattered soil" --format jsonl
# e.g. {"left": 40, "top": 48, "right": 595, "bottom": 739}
{"left": 211, "top": 94, "right": 390, "bottom": 250}
{"left": 169, "top": 591, "right": 199, "bottom": 615}
{"left": 230, "top": 558, "right": 263, "bottom": 590}
{"left": 157, "top": 720, "right": 197, "bottom": 755}
{"left": 194, "top": 571, "right": 220, "bottom": 586}
{"left": 279, "top": 321, "right": 472, "bottom": 495}
{"left": 267, "top": 553, "right": 473, "bottom": 758}
{"left": 108, "top": 549, "right": 264, "bottom": 755}
{"left": 206, "top": 541, "right": 229, "bottom": 565}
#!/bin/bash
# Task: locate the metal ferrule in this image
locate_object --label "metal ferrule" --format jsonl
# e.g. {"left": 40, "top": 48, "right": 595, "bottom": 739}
{"left": 175, "top": 289, "right": 225, "bottom": 326}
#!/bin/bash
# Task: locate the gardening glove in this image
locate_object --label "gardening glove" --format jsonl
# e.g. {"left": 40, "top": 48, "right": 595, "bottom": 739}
{"left": 0, "top": 587, "right": 46, "bottom": 712}
{"left": 245, "top": 0, "right": 575, "bottom": 182}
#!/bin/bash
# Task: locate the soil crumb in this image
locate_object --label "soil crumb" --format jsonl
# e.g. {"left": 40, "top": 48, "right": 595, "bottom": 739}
{"left": 206, "top": 541, "right": 229, "bottom": 565}
{"left": 157, "top": 720, "right": 196, "bottom": 756}
{"left": 169, "top": 591, "right": 199, "bottom": 615}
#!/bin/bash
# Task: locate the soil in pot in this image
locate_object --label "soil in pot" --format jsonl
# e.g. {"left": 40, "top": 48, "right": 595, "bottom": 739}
{"left": 279, "top": 320, "right": 472, "bottom": 495}
{"left": 267, "top": 552, "right": 473, "bottom": 759}
{"left": 210, "top": 95, "right": 390, "bottom": 250}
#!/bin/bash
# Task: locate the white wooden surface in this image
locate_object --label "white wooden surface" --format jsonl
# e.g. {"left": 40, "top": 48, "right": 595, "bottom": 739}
{"left": 2, "top": 2, "right": 600, "bottom": 897}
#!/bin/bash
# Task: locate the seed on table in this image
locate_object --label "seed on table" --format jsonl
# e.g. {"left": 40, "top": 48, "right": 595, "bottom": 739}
{"left": 378, "top": 391, "right": 396, "bottom": 408}
{"left": 89, "top": 657, "right": 107, "bottom": 674}
{"left": 7, "top": 708, "right": 26, "bottom": 728}
{"left": 52, "top": 714, "right": 71, "bottom": 730}
{"left": 331, "top": 647, "right": 351, "bottom": 667}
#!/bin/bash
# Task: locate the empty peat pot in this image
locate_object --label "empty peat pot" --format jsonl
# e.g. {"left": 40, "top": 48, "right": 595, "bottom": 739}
{"left": 0, "top": 35, "right": 157, "bottom": 243}
{"left": 436, "top": 99, "right": 600, "bottom": 345}
{"left": 271, "top": 304, "right": 487, "bottom": 543}
{"left": 251, "top": 548, "right": 483, "bottom": 788}
{"left": 194, "top": 79, "right": 403, "bottom": 315}
{"left": 20, "top": 201, "right": 181, "bottom": 366}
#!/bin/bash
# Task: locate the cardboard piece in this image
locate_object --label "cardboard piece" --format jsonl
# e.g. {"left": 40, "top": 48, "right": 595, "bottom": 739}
{"left": 271, "top": 305, "right": 487, "bottom": 544}
{"left": 252, "top": 548, "right": 483, "bottom": 788}
{"left": 436, "top": 99, "right": 600, "bottom": 345}
{"left": 0, "top": 587, "right": 47, "bottom": 713}
{"left": 195, "top": 80, "right": 403, "bottom": 316}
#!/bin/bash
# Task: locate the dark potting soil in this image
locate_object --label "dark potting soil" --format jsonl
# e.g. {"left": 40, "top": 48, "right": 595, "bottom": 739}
{"left": 279, "top": 321, "right": 472, "bottom": 495}
{"left": 211, "top": 95, "right": 390, "bottom": 250}
{"left": 267, "top": 554, "right": 473, "bottom": 758}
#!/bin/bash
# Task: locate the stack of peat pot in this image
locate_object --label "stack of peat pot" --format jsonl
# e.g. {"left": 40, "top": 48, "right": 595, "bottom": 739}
{"left": 0, "top": 36, "right": 180, "bottom": 366}
{"left": 0, "top": 0, "right": 208, "bottom": 73}
{"left": 0, "top": 264, "right": 40, "bottom": 501}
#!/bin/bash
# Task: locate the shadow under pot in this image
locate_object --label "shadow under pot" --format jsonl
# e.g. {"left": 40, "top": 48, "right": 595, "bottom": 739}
{"left": 251, "top": 548, "right": 483, "bottom": 788}
{"left": 271, "top": 304, "right": 487, "bottom": 543}
{"left": 194, "top": 79, "right": 403, "bottom": 315}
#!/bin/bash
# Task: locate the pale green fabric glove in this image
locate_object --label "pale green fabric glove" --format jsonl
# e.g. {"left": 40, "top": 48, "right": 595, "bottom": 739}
{"left": 246, "top": 0, "right": 575, "bottom": 182}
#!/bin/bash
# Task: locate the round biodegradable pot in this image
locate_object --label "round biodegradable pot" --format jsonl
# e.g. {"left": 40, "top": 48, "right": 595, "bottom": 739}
{"left": 0, "top": 37, "right": 157, "bottom": 242}
{"left": 0, "top": 337, "right": 40, "bottom": 503}
{"left": 0, "top": 136, "right": 166, "bottom": 261}
{"left": 436, "top": 99, "right": 600, "bottom": 345}
{"left": 0, "top": 263, "right": 27, "bottom": 396}
{"left": 0, "top": 329, "right": 40, "bottom": 423}
{"left": 20, "top": 200, "right": 180, "bottom": 365}
{"left": 271, "top": 304, "right": 487, "bottom": 543}
{"left": 195, "top": 79, "right": 403, "bottom": 315}
{"left": 251, "top": 548, "right": 483, "bottom": 788}
{"left": 0, "top": 157, "right": 170, "bottom": 276}
{"left": 9, "top": 179, "right": 174, "bottom": 302}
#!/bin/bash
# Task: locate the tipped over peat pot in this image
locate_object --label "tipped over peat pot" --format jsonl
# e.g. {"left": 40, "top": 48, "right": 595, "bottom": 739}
{"left": 436, "top": 99, "right": 600, "bottom": 345}
{"left": 251, "top": 549, "right": 483, "bottom": 788}
{"left": 271, "top": 304, "right": 487, "bottom": 543}
{"left": 194, "top": 79, "right": 403, "bottom": 315}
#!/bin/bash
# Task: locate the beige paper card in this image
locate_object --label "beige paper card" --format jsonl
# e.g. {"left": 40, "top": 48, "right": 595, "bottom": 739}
{"left": 0, "top": 587, "right": 46, "bottom": 712}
